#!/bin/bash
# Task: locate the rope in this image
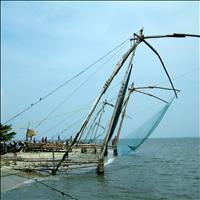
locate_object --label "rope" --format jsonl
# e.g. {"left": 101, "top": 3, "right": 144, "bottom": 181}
{"left": 3, "top": 37, "right": 130, "bottom": 125}
{"left": 35, "top": 41, "right": 128, "bottom": 128}
{"left": 33, "top": 178, "right": 79, "bottom": 200}
{"left": 39, "top": 81, "right": 122, "bottom": 137}
{"left": 55, "top": 117, "right": 84, "bottom": 137}
{"left": 2, "top": 171, "right": 78, "bottom": 199}
{"left": 17, "top": 103, "right": 92, "bottom": 129}
{"left": 44, "top": 111, "right": 87, "bottom": 133}
{"left": 155, "top": 67, "right": 199, "bottom": 86}
{"left": 46, "top": 116, "right": 84, "bottom": 138}
{"left": 83, "top": 106, "right": 104, "bottom": 141}
{"left": 43, "top": 87, "right": 118, "bottom": 138}
{"left": 46, "top": 105, "right": 91, "bottom": 120}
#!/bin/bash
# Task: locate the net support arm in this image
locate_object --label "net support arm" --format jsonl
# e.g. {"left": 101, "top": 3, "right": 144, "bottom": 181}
{"left": 134, "top": 86, "right": 180, "bottom": 92}
{"left": 130, "top": 33, "right": 200, "bottom": 40}
{"left": 134, "top": 90, "right": 169, "bottom": 104}
{"left": 134, "top": 33, "right": 178, "bottom": 98}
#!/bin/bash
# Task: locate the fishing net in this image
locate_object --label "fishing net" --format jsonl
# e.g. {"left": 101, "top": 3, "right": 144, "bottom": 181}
{"left": 120, "top": 97, "right": 174, "bottom": 155}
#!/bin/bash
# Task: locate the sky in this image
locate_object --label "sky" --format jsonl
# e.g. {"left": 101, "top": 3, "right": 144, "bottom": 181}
{"left": 1, "top": 1, "right": 199, "bottom": 140}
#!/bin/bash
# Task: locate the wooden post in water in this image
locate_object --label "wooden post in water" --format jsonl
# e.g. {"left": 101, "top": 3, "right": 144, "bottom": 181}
{"left": 52, "top": 149, "right": 55, "bottom": 172}
{"left": 52, "top": 137, "right": 55, "bottom": 174}
{"left": 96, "top": 158, "right": 104, "bottom": 174}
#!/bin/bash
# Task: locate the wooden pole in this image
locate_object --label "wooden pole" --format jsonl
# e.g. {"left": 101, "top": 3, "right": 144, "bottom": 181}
{"left": 115, "top": 91, "right": 132, "bottom": 145}
{"left": 97, "top": 40, "right": 139, "bottom": 174}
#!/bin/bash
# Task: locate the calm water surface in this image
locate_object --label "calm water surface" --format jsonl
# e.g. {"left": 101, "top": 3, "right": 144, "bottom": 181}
{"left": 1, "top": 138, "right": 200, "bottom": 200}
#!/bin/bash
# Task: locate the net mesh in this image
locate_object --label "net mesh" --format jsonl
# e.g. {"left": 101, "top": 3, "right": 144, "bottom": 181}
{"left": 120, "top": 97, "right": 174, "bottom": 155}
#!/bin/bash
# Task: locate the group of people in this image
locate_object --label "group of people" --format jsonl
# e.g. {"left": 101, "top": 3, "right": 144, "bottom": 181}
{"left": 40, "top": 137, "right": 48, "bottom": 143}
{"left": 31, "top": 136, "right": 64, "bottom": 144}
{"left": 0, "top": 141, "right": 25, "bottom": 155}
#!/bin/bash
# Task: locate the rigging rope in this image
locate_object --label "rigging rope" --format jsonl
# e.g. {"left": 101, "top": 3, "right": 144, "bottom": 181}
{"left": 46, "top": 105, "right": 91, "bottom": 120}
{"left": 83, "top": 105, "right": 104, "bottom": 141}
{"left": 55, "top": 117, "right": 84, "bottom": 138}
{"left": 3, "top": 37, "right": 130, "bottom": 125}
{"left": 2, "top": 171, "right": 78, "bottom": 199}
{"left": 44, "top": 109, "right": 88, "bottom": 133}
{"left": 48, "top": 116, "right": 84, "bottom": 138}
{"left": 35, "top": 41, "right": 128, "bottom": 128}
{"left": 156, "top": 67, "right": 199, "bottom": 86}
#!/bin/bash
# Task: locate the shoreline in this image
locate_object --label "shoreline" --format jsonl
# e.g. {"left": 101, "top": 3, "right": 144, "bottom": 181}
{"left": 0, "top": 150, "right": 97, "bottom": 193}
{"left": 1, "top": 165, "right": 50, "bottom": 193}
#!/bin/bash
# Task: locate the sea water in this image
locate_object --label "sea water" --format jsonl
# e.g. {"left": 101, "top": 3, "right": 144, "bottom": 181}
{"left": 1, "top": 138, "right": 200, "bottom": 200}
